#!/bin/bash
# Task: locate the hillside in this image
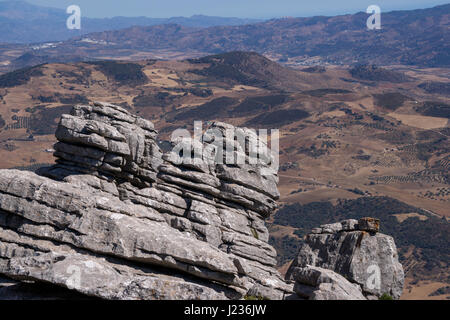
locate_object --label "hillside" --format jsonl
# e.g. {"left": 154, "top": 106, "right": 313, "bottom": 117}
{"left": 0, "top": 3, "right": 448, "bottom": 72}
{"left": 0, "top": 52, "right": 448, "bottom": 299}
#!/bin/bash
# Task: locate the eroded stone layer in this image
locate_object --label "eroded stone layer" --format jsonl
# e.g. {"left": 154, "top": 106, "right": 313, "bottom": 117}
{"left": 0, "top": 102, "right": 291, "bottom": 300}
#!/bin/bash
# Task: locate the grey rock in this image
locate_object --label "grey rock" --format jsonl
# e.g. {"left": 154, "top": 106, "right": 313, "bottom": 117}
{"left": 341, "top": 219, "right": 359, "bottom": 231}
{"left": 287, "top": 218, "right": 404, "bottom": 299}
{"left": 319, "top": 222, "right": 342, "bottom": 233}
{"left": 247, "top": 283, "right": 285, "bottom": 300}
{"left": 0, "top": 170, "right": 240, "bottom": 287}
{"left": 187, "top": 200, "right": 222, "bottom": 226}
{"left": 3, "top": 249, "right": 238, "bottom": 300}
{"left": 216, "top": 164, "right": 279, "bottom": 199}
{"left": 291, "top": 266, "right": 366, "bottom": 300}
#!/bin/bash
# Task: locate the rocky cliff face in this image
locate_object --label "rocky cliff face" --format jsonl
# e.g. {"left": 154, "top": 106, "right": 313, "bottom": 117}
{"left": 0, "top": 102, "right": 404, "bottom": 300}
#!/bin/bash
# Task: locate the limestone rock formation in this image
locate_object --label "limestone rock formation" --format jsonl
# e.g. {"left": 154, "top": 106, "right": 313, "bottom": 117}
{"left": 0, "top": 102, "right": 404, "bottom": 300}
{"left": 0, "top": 102, "right": 291, "bottom": 300}
{"left": 286, "top": 218, "right": 405, "bottom": 300}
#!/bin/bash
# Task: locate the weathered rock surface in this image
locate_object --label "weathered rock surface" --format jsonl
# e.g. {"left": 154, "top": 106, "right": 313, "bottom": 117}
{"left": 0, "top": 102, "right": 290, "bottom": 300}
{"left": 286, "top": 218, "right": 404, "bottom": 300}
{"left": 0, "top": 102, "right": 404, "bottom": 300}
{"left": 290, "top": 266, "right": 366, "bottom": 300}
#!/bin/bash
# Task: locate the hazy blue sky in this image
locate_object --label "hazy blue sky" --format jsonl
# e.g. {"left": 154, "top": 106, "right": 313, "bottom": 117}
{"left": 11, "top": 0, "right": 450, "bottom": 18}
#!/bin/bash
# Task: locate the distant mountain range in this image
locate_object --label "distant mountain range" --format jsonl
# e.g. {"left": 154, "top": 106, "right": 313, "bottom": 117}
{"left": 0, "top": 3, "right": 448, "bottom": 69}
{"left": 73, "top": 4, "right": 448, "bottom": 67}
{"left": 0, "top": 0, "right": 263, "bottom": 43}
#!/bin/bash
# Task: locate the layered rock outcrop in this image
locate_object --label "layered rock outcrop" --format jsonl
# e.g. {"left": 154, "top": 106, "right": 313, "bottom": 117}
{"left": 0, "top": 102, "right": 404, "bottom": 300}
{"left": 0, "top": 102, "right": 291, "bottom": 300}
{"left": 286, "top": 218, "right": 405, "bottom": 300}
